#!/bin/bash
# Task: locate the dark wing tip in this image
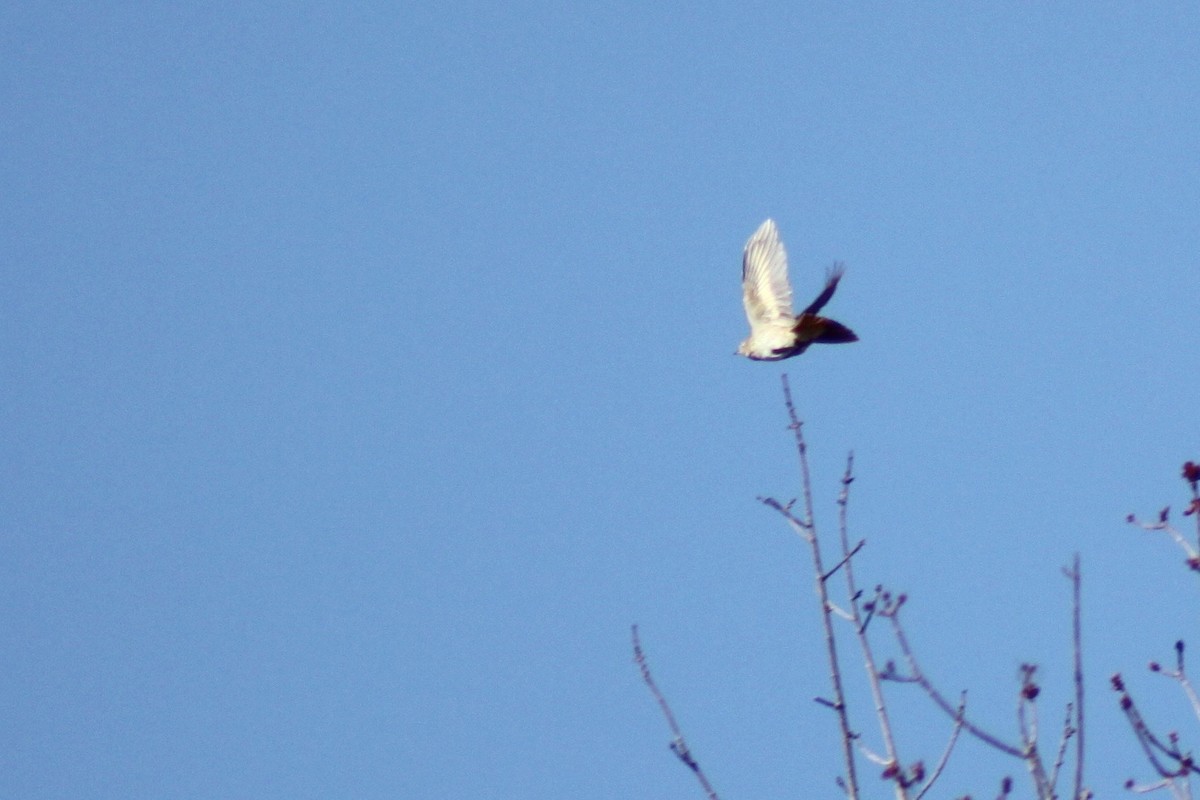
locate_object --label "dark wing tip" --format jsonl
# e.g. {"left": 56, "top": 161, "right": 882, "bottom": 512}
{"left": 801, "top": 263, "right": 847, "bottom": 316}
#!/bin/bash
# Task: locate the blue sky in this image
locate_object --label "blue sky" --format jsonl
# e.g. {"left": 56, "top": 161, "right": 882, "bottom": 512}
{"left": 3, "top": 3, "right": 1198, "bottom": 797}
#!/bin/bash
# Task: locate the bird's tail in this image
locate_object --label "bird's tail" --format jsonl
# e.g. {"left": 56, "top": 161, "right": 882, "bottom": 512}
{"left": 808, "top": 318, "right": 859, "bottom": 344}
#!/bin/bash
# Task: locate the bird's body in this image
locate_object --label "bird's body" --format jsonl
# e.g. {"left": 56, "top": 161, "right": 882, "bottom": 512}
{"left": 737, "top": 219, "right": 858, "bottom": 361}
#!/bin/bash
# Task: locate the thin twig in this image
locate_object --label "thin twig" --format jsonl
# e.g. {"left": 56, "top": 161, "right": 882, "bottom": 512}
{"left": 834, "top": 450, "right": 906, "bottom": 798}
{"left": 1113, "top": 673, "right": 1200, "bottom": 778}
{"left": 1067, "top": 554, "right": 1085, "bottom": 799}
{"left": 1155, "top": 641, "right": 1200, "bottom": 722}
{"left": 1127, "top": 512, "right": 1200, "bottom": 568}
{"left": 781, "top": 375, "right": 816, "bottom": 533}
{"left": 856, "top": 740, "right": 889, "bottom": 766}
{"left": 1117, "top": 467, "right": 1200, "bottom": 794}
{"left": 1017, "top": 665, "right": 1051, "bottom": 795}
{"left": 1125, "top": 777, "right": 1187, "bottom": 799}
{"left": 914, "top": 693, "right": 967, "bottom": 800}
{"left": 1180, "top": 675, "right": 1200, "bottom": 723}
{"left": 759, "top": 497, "right": 813, "bottom": 543}
{"left": 778, "top": 373, "right": 861, "bottom": 798}
{"left": 823, "top": 539, "right": 866, "bottom": 582}
{"left": 631, "top": 625, "right": 720, "bottom": 800}
{"left": 1186, "top": 463, "right": 1200, "bottom": 556}
{"left": 1047, "top": 701, "right": 1075, "bottom": 794}
{"left": 882, "top": 604, "right": 1024, "bottom": 758}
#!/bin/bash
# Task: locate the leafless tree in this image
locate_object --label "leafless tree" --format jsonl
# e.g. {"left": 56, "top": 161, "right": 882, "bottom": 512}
{"left": 1113, "top": 461, "right": 1200, "bottom": 797}
{"left": 634, "top": 374, "right": 1091, "bottom": 798}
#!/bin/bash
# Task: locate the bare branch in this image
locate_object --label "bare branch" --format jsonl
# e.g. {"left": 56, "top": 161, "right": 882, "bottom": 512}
{"left": 914, "top": 693, "right": 966, "bottom": 800}
{"left": 880, "top": 601, "right": 1024, "bottom": 758}
{"left": 858, "top": 741, "right": 890, "bottom": 766}
{"left": 1150, "top": 641, "right": 1200, "bottom": 723}
{"left": 832, "top": 449, "right": 906, "bottom": 798}
{"left": 631, "top": 625, "right": 720, "bottom": 800}
{"left": 1047, "top": 701, "right": 1075, "bottom": 795}
{"left": 1183, "top": 461, "right": 1200, "bottom": 555}
{"left": 770, "top": 374, "right": 862, "bottom": 796}
{"left": 1112, "top": 673, "right": 1200, "bottom": 779}
{"left": 1066, "top": 554, "right": 1086, "bottom": 799}
{"left": 822, "top": 539, "right": 866, "bottom": 582}
{"left": 1117, "top": 463, "right": 1200, "bottom": 795}
{"left": 1016, "top": 663, "right": 1051, "bottom": 794}
{"left": 758, "top": 496, "right": 813, "bottom": 542}
{"left": 1126, "top": 511, "right": 1200, "bottom": 573}
{"left": 780, "top": 374, "right": 816, "bottom": 533}
{"left": 828, "top": 601, "right": 854, "bottom": 622}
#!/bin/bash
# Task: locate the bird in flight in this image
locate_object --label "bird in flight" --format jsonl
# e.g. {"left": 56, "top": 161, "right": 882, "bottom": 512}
{"left": 736, "top": 218, "right": 858, "bottom": 361}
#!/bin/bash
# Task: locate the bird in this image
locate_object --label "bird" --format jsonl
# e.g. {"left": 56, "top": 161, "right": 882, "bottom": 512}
{"left": 736, "top": 218, "right": 858, "bottom": 361}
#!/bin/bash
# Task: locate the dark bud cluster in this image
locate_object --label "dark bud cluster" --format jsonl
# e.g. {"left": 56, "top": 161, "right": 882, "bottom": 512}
{"left": 1183, "top": 460, "right": 1200, "bottom": 487}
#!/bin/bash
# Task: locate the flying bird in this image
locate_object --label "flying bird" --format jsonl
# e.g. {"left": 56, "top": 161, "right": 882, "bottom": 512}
{"left": 736, "top": 218, "right": 858, "bottom": 361}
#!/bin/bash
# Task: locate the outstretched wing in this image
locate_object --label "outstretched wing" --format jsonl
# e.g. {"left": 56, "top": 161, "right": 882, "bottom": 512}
{"left": 741, "top": 219, "right": 794, "bottom": 333}
{"left": 800, "top": 262, "right": 846, "bottom": 316}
